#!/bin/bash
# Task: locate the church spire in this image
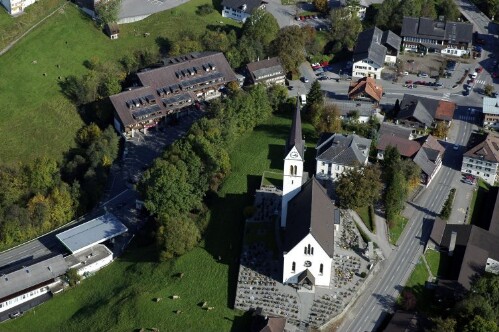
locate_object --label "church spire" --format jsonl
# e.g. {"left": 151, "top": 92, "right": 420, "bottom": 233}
{"left": 286, "top": 98, "right": 304, "bottom": 158}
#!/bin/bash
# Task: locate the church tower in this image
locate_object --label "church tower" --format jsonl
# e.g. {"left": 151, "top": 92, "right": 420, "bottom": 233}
{"left": 281, "top": 99, "right": 304, "bottom": 228}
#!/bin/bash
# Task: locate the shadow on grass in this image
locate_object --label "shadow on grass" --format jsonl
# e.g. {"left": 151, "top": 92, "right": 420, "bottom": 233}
{"left": 470, "top": 186, "right": 496, "bottom": 228}
{"left": 247, "top": 174, "right": 262, "bottom": 195}
{"left": 267, "top": 144, "right": 285, "bottom": 170}
{"left": 203, "top": 192, "right": 249, "bottom": 309}
{"left": 230, "top": 310, "right": 253, "bottom": 332}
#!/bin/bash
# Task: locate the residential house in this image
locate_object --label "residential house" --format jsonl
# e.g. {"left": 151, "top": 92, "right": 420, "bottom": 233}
{"left": 0, "top": 0, "right": 37, "bottom": 15}
{"left": 482, "top": 96, "right": 499, "bottom": 129}
{"left": 245, "top": 57, "right": 286, "bottom": 86}
{"left": 378, "top": 122, "right": 414, "bottom": 140}
{"left": 413, "top": 135, "right": 445, "bottom": 186}
{"left": 315, "top": 133, "right": 371, "bottom": 180}
{"left": 282, "top": 177, "right": 337, "bottom": 287}
{"left": 376, "top": 135, "right": 421, "bottom": 160}
{"left": 326, "top": 100, "right": 378, "bottom": 123}
{"left": 221, "top": 0, "right": 265, "bottom": 22}
{"left": 109, "top": 52, "right": 237, "bottom": 137}
{"left": 251, "top": 308, "right": 286, "bottom": 332}
{"left": 352, "top": 27, "right": 401, "bottom": 79}
{"left": 461, "top": 133, "right": 499, "bottom": 185}
{"left": 104, "top": 23, "right": 120, "bottom": 40}
{"left": 348, "top": 77, "right": 383, "bottom": 105}
{"left": 429, "top": 191, "right": 499, "bottom": 297}
{"left": 400, "top": 16, "right": 473, "bottom": 56}
{"left": 396, "top": 94, "right": 456, "bottom": 130}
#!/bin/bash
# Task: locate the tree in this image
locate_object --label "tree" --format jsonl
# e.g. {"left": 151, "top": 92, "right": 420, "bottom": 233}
{"left": 306, "top": 80, "right": 324, "bottom": 109}
{"left": 385, "top": 169, "right": 407, "bottom": 221}
{"left": 487, "top": 0, "right": 499, "bottom": 19}
{"left": 463, "top": 316, "right": 497, "bottom": 332}
{"left": 310, "top": 103, "right": 342, "bottom": 133}
{"left": 484, "top": 84, "right": 495, "bottom": 97}
{"left": 433, "top": 121, "right": 449, "bottom": 139}
{"left": 201, "top": 29, "right": 236, "bottom": 53}
{"left": 438, "top": 0, "right": 461, "bottom": 21}
{"left": 65, "top": 268, "right": 82, "bottom": 287}
{"left": 430, "top": 317, "right": 457, "bottom": 332}
{"left": 336, "top": 164, "right": 382, "bottom": 209}
{"left": 313, "top": 0, "right": 329, "bottom": 13}
{"left": 242, "top": 8, "right": 279, "bottom": 47}
{"left": 170, "top": 33, "right": 203, "bottom": 56}
{"left": 95, "top": 0, "right": 122, "bottom": 26}
{"left": 196, "top": 3, "right": 214, "bottom": 15}
{"left": 271, "top": 26, "right": 306, "bottom": 73}
{"left": 157, "top": 214, "right": 201, "bottom": 260}
{"left": 329, "top": 8, "right": 363, "bottom": 50}
{"left": 267, "top": 84, "right": 288, "bottom": 110}
{"left": 375, "top": 0, "right": 400, "bottom": 30}
{"left": 420, "top": 0, "right": 437, "bottom": 18}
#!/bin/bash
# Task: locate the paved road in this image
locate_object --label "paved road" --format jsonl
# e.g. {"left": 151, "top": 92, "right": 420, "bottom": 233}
{"left": 337, "top": 112, "right": 474, "bottom": 332}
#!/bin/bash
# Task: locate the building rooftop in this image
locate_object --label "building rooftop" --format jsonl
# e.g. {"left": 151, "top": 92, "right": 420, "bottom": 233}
{"left": 221, "top": 0, "right": 263, "bottom": 13}
{"left": 64, "top": 244, "right": 113, "bottom": 269}
{"left": 377, "top": 134, "right": 421, "bottom": 158}
{"left": 401, "top": 16, "right": 473, "bottom": 44}
{"left": 413, "top": 135, "right": 444, "bottom": 176}
{"left": 378, "top": 122, "right": 413, "bottom": 140}
{"left": 316, "top": 133, "right": 371, "bottom": 166}
{"left": 0, "top": 255, "right": 67, "bottom": 301}
{"left": 56, "top": 213, "right": 128, "bottom": 254}
{"left": 284, "top": 178, "right": 336, "bottom": 257}
{"left": 286, "top": 99, "right": 304, "bottom": 158}
{"left": 246, "top": 57, "right": 285, "bottom": 83}
{"left": 353, "top": 27, "right": 401, "bottom": 66}
{"left": 483, "top": 97, "right": 499, "bottom": 115}
{"left": 397, "top": 94, "right": 455, "bottom": 127}
{"left": 463, "top": 133, "right": 499, "bottom": 163}
{"left": 348, "top": 77, "right": 383, "bottom": 103}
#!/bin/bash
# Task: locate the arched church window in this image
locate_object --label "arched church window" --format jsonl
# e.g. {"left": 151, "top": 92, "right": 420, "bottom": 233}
{"left": 320, "top": 264, "right": 323, "bottom": 275}
{"left": 292, "top": 262, "right": 296, "bottom": 272}
{"left": 307, "top": 244, "right": 311, "bottom": 254}
{"left": 311, "top": 247, "right": 314, "bottom": 255}
{"left": 294, "top": 165, "right": 298, "bottom": 175}
{"left": 290, "top": 165, "right": 294, "bottom": 175}
{"left": 304, "top": 247, "right": 307, "bottom": 254}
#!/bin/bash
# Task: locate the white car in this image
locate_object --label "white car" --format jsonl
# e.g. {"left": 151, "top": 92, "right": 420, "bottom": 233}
{"left": 471, "top": 72, "right": 478, "bottom": 79}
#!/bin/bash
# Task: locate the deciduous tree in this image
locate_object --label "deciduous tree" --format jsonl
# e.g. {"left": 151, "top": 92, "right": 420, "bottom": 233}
{"left": 313, "top": 0, "right": 329, "bottom": 13}
{"left": 95, "top": 0, "right": 122, "bottom": 26}
{"left": 336, "top": 164, "right": 382, "bottom": 209}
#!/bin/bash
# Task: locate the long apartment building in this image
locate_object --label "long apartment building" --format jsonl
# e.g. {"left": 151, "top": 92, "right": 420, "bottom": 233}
{"left": 461, "top": 133, "right": 499, "bottom": 186}
{"left": 110, "top": 52, "right": 237, "bottom": 138}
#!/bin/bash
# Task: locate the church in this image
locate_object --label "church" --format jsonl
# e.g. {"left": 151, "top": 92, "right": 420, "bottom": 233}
{"left": 281, "top": 100, "right": 338, "bottom": 288}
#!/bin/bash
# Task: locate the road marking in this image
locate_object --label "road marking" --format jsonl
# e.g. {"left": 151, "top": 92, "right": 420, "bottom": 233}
{"left": 442, "top": 92, "right": 451, "bottom": 100}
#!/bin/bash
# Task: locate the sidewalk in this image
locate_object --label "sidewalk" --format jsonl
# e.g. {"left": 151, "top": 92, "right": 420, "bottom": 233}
{"left": 348, "top": 210, "right": 393, "bottom": 259}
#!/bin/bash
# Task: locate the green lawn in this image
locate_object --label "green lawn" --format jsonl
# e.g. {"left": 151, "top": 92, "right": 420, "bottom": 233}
{"left": 0, "top": 0, "right": 65, "bottom": 50}
{"left": 425, "top": 250, "right": 441, "bottom": 277}
{"left": 356, "top": 206, "right": 375, "bottom": 232}
{"left": 402, "top": 257, "right": 433, "bottom": 311}
{"left": 405, "top": 258, "right": 429, "bottom": 288}
{"left": 2, "top": 113, "right": 314, "bottom": 332}
{"left": 389, "top": 215, "right": 408, "bottom": 245}
{"left": 262, "top": 171, "right": 283, "bottom": 188}
{"left": 0, "top": 0, "right": 240, "bottom": 164}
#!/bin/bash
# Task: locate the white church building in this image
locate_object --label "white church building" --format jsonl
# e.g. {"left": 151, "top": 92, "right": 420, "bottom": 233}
{"left": 281, "top": 100, "right": 338, "bottom": 288}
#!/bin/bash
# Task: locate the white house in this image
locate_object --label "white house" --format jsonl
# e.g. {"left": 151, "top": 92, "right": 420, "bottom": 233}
{"left": 0, "top": 0, "right": 37, "bottom": 15}
{"left": 282, "top": 177, "right": 336, "bottom": 287}
{"left": 352, "top": 27, "right": 401, "bottom": 79}
{"left": 461, "top": 133, "right": 499, "bottom": 186}
{"left": 281, "top": 100, "right": 305, "bottom": 228}
{"left": 221, "top": 0, "right": 265, "bottom": 22}
{"left": 315, "top": 133, "right": 371, "bottom": 180}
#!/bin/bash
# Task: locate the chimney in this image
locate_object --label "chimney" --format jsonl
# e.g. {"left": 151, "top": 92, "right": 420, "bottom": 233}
{"left": 448, "top": 231, "right": 457, "bottom": 256}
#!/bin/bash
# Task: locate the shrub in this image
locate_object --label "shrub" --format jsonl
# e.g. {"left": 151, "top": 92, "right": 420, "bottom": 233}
{"left": 440, "top": 188, "right": 456, "bottom": 220}
{"left": 196, "top": 4, "right": 214, "bottom": 16}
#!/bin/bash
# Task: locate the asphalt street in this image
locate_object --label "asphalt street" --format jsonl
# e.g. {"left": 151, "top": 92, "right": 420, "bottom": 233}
{"left": 337, "top": 116, "right": 473, "bottom": 331}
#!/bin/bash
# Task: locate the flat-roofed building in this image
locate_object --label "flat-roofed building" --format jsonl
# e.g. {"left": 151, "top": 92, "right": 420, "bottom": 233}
{"left": 56, "top": 213, "right": 128, "bottom": 254}
{"left": 65, "top": 244, "right": 114, "bottom": 277}
{"left": 0, "top": 255, "right": 67, "bottom": 318}
{"left": 482, "top": 96, "right": 499, "bottom": 129}
{"left": 110, "top": 52, "right": 237, "bottom": 137}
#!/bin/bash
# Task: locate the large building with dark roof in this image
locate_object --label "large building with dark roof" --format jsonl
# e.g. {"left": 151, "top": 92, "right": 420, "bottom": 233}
{"left": 110, "top": 51, "right": 237, "bottom": 137}
{"left": 396, "top": 94, "right": 456, "bottom": 129}
{"left": 428, "top": 189, "right": 499, "bottom": 298}
{"left": 221, "top": 0, "right": 265, "bottom": 22}
{"left": 352, "top": 27, "right": 401, "bottom": 79}
{"left": 401, "top": 16, "right": 473, "bottom": 56}
{"left": 461, "top": 133, "right": 499, "bottom": 185}
{"left": 315, "top": 133, "right": 371, "bottom": 180}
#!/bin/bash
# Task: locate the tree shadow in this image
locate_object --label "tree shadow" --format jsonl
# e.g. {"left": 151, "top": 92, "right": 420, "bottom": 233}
{"left": 372, "top": 293, "right": 397, "bottom": 311}
{"left": 230, "top": 310, "right": 253, "bottom": 332}
{"left": 155, "top": 36, "right": 172, "bottom": 56}
{"left": 247, "top": 174, "right": 262, "bottom": 195}
{"left": 267, "top": 144, "right": 285, "bottom": 169}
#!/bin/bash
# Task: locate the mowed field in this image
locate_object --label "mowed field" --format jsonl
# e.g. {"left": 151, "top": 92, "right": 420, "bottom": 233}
{"left": 0, "top": 0, "right": 239, "bottom": 163}
{"left": 1, "top": 114, "right": 315, "bottom": 332}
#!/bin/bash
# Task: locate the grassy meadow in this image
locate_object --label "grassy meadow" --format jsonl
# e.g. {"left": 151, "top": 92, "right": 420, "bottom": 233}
{"left": 1, "top": 113, "right": 316, "bottom": 332}
{"left": 0, "top": 0, "right": 240, "bottom": 164}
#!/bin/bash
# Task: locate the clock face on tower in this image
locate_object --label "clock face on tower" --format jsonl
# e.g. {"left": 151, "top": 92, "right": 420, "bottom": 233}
{"left": 290, "top": 152, "right": 298, "bottom": 158}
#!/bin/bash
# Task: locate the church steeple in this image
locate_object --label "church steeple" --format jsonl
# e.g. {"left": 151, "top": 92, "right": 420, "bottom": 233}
{"left": 286, "top": 98, "right": 304, "bottom": 158}
{"left": 281, "top": 98, "right": 305, "bottom": 228}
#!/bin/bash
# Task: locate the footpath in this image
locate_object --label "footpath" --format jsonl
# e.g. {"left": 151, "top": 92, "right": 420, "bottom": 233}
{"left": 348, "top": 210, "right": 393, "bottom": 260}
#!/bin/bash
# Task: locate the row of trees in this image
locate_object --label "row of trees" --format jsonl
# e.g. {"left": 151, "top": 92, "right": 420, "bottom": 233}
{"left": 430, "top": 273, "right": 499, "bottom": 332}
{"left": 0, "top": 123, "right": 119, "bottom": 249}
{"left": 138, "top": 85, "right": 282, "bottom": 260}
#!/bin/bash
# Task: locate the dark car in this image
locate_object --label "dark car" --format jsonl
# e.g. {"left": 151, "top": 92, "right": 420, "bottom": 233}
{"left": 407, "top": 59, "right": 415, "bottom": 63}
{"left": 9, "top": 311, "right": 23, "bottom": 319}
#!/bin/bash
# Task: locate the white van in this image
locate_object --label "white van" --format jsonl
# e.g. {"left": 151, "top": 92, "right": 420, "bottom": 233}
{"left": 299, "top": 94, "right": 307, "bottom": 105}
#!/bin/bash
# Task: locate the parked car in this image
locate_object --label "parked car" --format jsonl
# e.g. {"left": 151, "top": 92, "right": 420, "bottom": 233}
{"left": 407, "top": 59, "right": 415, "bottom": 63}
{"left": 418, "top": 72, "right": 428, "bottom": 77}
{"left": 477, "top": 67, "right": 483, "bottom": 73}
{"left": 471, "top": 72, "right": 478, "bottom": 79}
{"left": 302, "top": 77, "right": 309, "bottom": 83}
{"left": 9, "top": 312, "right": 23, "bottom": 319}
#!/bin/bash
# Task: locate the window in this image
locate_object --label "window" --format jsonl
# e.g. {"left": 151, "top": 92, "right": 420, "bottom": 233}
{"left": 294, "top": 165, "right": 298, "bottom": 175}
{"left": 304, "top": 247, "right": 307, "bottom": 254}
{"left": 307, "top": 244, "right": 311, "bottom": 254}
{"left": 311, "top": 247, "right": 314, "bottom": 255}
{"left": 292, "top": 262, "right": 296, "bottom": 272}
{"left": 290, "top": 165, "right": 294, "bottom": 175}
{"left": 320, "top": 264, "right": 324, "bottom": 275}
